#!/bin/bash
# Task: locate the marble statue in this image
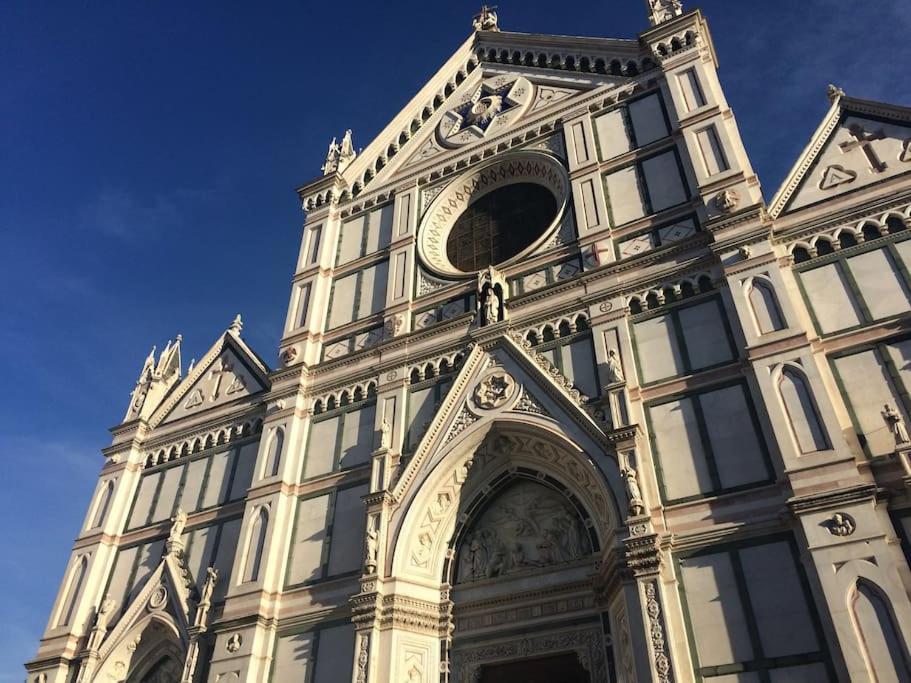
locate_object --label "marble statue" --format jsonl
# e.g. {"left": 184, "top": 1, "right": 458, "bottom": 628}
{"left": 883, "top": 404, "right": 910, "bottom": 444}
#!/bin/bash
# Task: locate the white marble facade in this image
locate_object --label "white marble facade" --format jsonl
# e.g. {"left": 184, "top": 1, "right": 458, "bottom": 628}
{"left": 26, "top": 3, "right": 911, "bottom": 682}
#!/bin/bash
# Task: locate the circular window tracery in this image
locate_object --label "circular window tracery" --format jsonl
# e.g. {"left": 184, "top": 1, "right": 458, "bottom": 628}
{"left": 418, "top": 151, "right": 569, "bottom": 278}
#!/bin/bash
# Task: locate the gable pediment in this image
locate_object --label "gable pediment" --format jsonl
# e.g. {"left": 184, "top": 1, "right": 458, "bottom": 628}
{"left": 152, "top": 331, "right": 269, "bottom": 427}
{"left": 392, "top": 331, "right": 614, "bottom": 505}
{"left": 772, "top": 97, "right": 911, "bottom": 217}
{"left": 393, "top": 70, "right": 596, "bottom": 174}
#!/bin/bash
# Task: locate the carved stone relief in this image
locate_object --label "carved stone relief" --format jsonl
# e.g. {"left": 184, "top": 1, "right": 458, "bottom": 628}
{"left": 455, "top": 480, "right": 592, "bottom": 583}
{"left": 450, "top": 627, "right": 607, "bottom": 683}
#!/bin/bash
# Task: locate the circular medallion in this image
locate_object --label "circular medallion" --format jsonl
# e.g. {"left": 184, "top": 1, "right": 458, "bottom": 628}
{"left": 472, "top": 371, "right": 517, "bottom": 410}
{"left": 437, "top": 76, "right": 533, "bottom": 148}
{"left": 148, "top": 584, "right": 168, "bottom": 610}
{"left": 418, "top": 151, "right": 569, "bottom": 278}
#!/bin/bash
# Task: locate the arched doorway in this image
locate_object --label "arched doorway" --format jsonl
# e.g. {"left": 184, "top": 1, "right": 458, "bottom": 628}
{"left": 382, "top": 418, "right": 626, "bottom": 683}
{"left": 445, "top": 469, "right": 606, "bottom": 682}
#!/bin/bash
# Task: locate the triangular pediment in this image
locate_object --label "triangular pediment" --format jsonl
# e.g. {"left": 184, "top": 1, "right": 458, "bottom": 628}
{"left": 392, "top": 331, "right": 614, "bottom": 503}
{"left": 771, "top": 96, "right": 911, "bottom": 217}
{"left": 327, "top": 30, "right": 638, "bottom": 200}
{"left": 96, "top": 551, "right": 195, "bottom": 662}
{"left": 151, "top": 330, "right": 270, "bottom": 427}
{"left": 390, "top": 69, "right": 600, "bottom": 175}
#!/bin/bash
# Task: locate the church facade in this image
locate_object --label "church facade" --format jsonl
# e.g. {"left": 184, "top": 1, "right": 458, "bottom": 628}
{"left": 26, "top": 2, "right": 911, "bottom": 681}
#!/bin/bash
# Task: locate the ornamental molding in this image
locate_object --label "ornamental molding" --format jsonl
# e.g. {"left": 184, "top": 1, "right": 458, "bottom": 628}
{"left": 141, "top": 414, "right": 264, "bottom": 470}
{"left": 770, "top": 97, "right": 911, "bottom": 218}
{"left": 787, "top": 483, "right": 878, "bottom": 514}
{"left": 775, "top": 199, "right": 911, "bottom": 251}
{"left": 417, "top": 151, "right": 570, "bottom": 278}
{"left": 436, "top": 76, "right": 534, "bottom": 149}
{"left": 326, "top": 77, "right": 652, "bottom": 217}
{"left": 644, "top": 580, "right": 674, "bottom": 683}
{"left": 450, "top": 626, "right": 607, "bottom": 683}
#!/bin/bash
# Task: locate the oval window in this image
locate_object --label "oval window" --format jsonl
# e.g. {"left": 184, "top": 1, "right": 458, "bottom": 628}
{"left": 446, "top": 183, "right": 558, "bottom": 272}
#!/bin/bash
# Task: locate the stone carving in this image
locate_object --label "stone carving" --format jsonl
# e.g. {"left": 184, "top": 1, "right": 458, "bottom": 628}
{"left": 825, "top": 512, "right": 856, "bottom": 537}
{"left": 901, "top": 139, "right": 911, "bottom": 163}
{"left": 472, "top": 5, "right": 499, "bottom": 31}
{"left": 515, "top": 390, "right": 547, "bottom": 417}
{"left": 606, "top": 349, "right": 625, "bottom": 385}
{"left": 482, "top": 287, "right": 501, "bottom": 325}
{"left": 621, "top": 465, "right": 645, "bottom": 517}
{"left": 322, "top": 130, "right": 356, "bottom": 175}
{"left": 380, "top": 419, "right": 393, "bottom": 450}
{"left": 385, "top": 314, "right": 406, "bottom": 338}
{"left": 713, "top": 188, "right": 740, "bottom": 213}
{"left": 738, "top": 245, "right": 752, "bottom": 260}
{"left": 184, "top": 388, "right": 204, "bottom": 409}
{"left": 226, "top": 633, "right": 242, "bottom": 654}
{"left": 647, "top": 0, "right": 683, "bottom": 26}
{"left": 87, "top": 598, "right": 116, "bottom": 650}
{"left": 365, "top": 516, "right": 379, "bottom": 573}
{"left": 455, "top": 480, "right": 591, "bottom": 583}
{"left": 472, "top": 373, "right": 515, "bottom": 410}
{"left": 356, "top": 635, "right": 369, "bottom": 683}
{"left": 819, "top": 164, "right": 857, "bottom": 190}
{"left": 882, "top": 403, "right": 910, "bottom": 444}
{"left": 451, "top": 628, "right": 606, "bottom": 683}
{"left": 437, "top": 77, "right": 533, "bottom": 149}
{"left": 644, "top": 581, "right": 673, "bottom": 683}
{"left": 447, "top": 406, "right": 481, "bottom": 444}
{"left": 322, "top": 136, "right": 341, "bottom": 175}
{"left": 195, "top": 567, "right": 218, "bottom": 627}
{"left": 168, "top": 507, "right": 187, "bottom": 551}
{"left": 827, "top": 84, "right": 845, "bottom": 103}
{"left": 840, "top": 123, "right": 887, "bottom": 173}
{"left": 228, "top": 314, "right": 243, "bottom": 335}
{"left": 148, "top": 583, "right": 168, "bottom": 611}
{"left": 280, "top": 346, "right": 298, "bottom": 364}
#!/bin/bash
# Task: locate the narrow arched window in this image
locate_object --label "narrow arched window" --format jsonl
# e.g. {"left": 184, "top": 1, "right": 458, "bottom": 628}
{"left": 852, "top": 580, "right": 911, "bottom": 680}
{"left": 778, "top": 367, "right": 829, "bottom": 453}
{"left": 748, "top": 280, "right": 786, "bottom": 335}
{"left": 57, "top": 555, "right": 88, "bottom": 627}
{"left": 263, "top": 428, "right": 284, "bottom": 478}
{"left": 89, "top": 480, "right": 115, "bottom": 529}
{"left": 242, "top": 507, "right": 269, "bottom": 583}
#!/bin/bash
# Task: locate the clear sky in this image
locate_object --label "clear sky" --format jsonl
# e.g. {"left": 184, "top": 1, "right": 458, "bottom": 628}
{"left": 1, "top": 0, "right": 909, "bottom": 677}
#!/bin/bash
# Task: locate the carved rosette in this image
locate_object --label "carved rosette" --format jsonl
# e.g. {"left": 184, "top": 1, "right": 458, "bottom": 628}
{"left": 471, "top": 371, "right": 517, "bottom": 412}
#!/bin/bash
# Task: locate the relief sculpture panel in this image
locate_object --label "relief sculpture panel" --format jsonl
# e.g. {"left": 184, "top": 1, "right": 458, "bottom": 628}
{"left": 455, "top": 480, "right": 591, "bottom": 583}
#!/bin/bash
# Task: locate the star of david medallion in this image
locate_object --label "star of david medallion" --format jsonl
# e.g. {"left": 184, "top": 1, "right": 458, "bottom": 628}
{"left": 437, "top": 76, "right": 533, "bottom": 148}
{"left": 472, "top": 372, "right": 517, "bottom": 410}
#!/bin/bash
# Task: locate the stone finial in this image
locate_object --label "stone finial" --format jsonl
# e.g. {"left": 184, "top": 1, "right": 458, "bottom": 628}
{"left": 827, "top": 84, "right": 846, "bottom": 104}
{"left": 229, "top": 314, "right": 243, "bottom": 336}
{"left": 646, "top": 0, "right": 683, "bottom": 26}
{"left": 321, "top": 136, "right": 340, "bottom": 175}
{"left": 472, "top": 5, "right": 499, "bottom": 32}
{"left": 338, "top": 129, "right": 357, "bottom": 172}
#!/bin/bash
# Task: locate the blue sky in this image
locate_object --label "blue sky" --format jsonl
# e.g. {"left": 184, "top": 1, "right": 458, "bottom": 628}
{"left": 1, "top": 0, "right": 909, "bottom": 677}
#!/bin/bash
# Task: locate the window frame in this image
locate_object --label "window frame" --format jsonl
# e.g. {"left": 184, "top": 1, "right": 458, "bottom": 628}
{"left": 794, "top": 232, "right": 911, "bottom": 337}
{"left": 675, "top": 535, "right": 834, "bottom": 682}
{"left": 630, "top": 293, "right": 739, "bottom": 387}
{"left": 828, "top": 332, "right": 911, "bottom": 459}
{"left": 645, "top": 379, "right": 775, "bottom": 505}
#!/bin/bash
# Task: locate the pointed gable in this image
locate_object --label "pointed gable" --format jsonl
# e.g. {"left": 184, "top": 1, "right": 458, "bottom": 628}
{"left": 300, "top": 29, "right": 640, "bottom": 209}
{"left": 392, "top": 331, "right": 614, "bottom": 504}
{"left": 151, "top": 328, "right": 270, "bottom": 427}
{"left": 771, "top": 95, "right": 911, "bottom": 217}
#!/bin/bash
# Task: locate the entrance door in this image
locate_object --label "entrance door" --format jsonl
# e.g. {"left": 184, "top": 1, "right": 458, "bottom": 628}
{"left": 478, "top": 652, "right": 590, "bottom": 683}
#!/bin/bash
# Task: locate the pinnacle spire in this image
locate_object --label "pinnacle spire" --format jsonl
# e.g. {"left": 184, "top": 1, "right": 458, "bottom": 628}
{"left": 472, "top": 5, "right": 499, "bottom": 32}
{"left": 827, "top": 84, "right": 846, "bottom": 104}
{"left": 646, "top": 0, "right": 683, "bottom": 26}
{"left": 229, "top": 314, "right": 243, "bottom": 336}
